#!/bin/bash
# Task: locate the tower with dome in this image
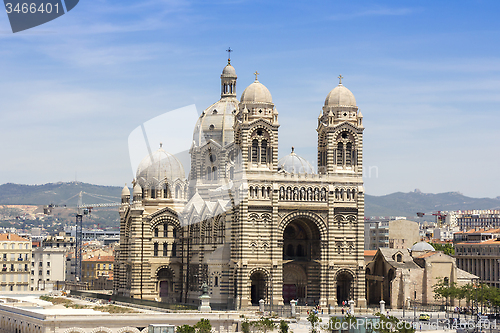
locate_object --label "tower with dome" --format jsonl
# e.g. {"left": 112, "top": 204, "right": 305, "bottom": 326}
{"left": 114, "top": 59, "right": 366, "bottom": 309}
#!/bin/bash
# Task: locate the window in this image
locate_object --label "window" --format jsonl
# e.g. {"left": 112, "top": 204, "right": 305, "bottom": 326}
{"left": 2, "top": 254, "right": 6, "bottom": 261}
{"left": 163, "top": 224, "right": 168, "bottom": 237}
{"left": 173, "top": 229, "right": 177, "bottom": 239}
{"left": 154, "top": 243, "right": 158, "bottom": 257}
{"left": 251, "top": 139, "right": 259, "bottom": 163}
{"left": 346, "top": 143, "right": 352, "bottom": 166}
{"left": 47, "top": 262, "right": 50, "bottom": 267}
{"left": 151, "top": 188, "right": 156, "bottom": 199}
{"left": 39, "top": 270, "right": 42, "bottom": 276}
{"left": 212, "top": 166, "right": 218, "bottom": 180}
{"left": 396, "top": 254, "right": 403, "bottom": 262}
{"left": 163, "top": 243, "right": 168, "bottom": 257}
{"left": 47, "top": 270, "right": 50, "bottom": 275}
{"left": 206, "top": 167, "right": 212, "bottom": 181}
{"left": 261, "top": 140, "right": 268, "bottom": 164}
{"left": 215, "top": 276, "right": 219, "bottom": 287}
{"left": 172, "top": 243, "right": 177, "bottom": 257}
{"left": 337, "top": 143, "right": 343, "bottom": 166}
{"left": 154, "top": 228, "right": 159, "bottom": 238}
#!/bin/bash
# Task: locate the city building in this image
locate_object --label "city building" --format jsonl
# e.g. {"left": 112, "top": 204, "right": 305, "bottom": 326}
{"left": 31, "top": 247, "right": 66, "bottom": 291}
{"left": 366, "top": 242, "right": 477, "bottom": 308}
{"left": 114, "top": 60, "right": 367, "bottom": 308}
{"left": 364, "top": 219, "right": 419, "bottom": 250}
{"left": 433, "top": 226, "right": 460, "bottom": 242}
{"left": 454, "top": 228, "right": 500, "bottom": 288}
{"left": 82, "top": 255, "right": 114, "bottom": 290}
{"left": 43, "top": 232, "right": 75, "bottom": 248}
{"left": 0, "top": 234, "right": 31, "bottom": 292}
{"left": 444, "top": 210, "right": 500, "bottom": 230}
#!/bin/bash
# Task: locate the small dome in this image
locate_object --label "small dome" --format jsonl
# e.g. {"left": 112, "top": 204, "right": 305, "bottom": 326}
{"left": 325, "top": 84, "right": 357, "bottom": 107}
{"left": 121, "top": 185, "right": 130, "bottom": 197}
{"left": 278, "top": 147, "right": 315, "bottom": 174}
{"left": 222, "top": 64, "right": 236, "bottom": 77}
{"left": 240, "top": 79, "right": 273, "bottom": 104}
{"left": 136, "top": 145, "right": 185, "bottom": 187}
{"left": 410, "top": 242, "right": 435, "bottom": 252}
{"left": 133, "top": 183, "right": 142, "bottom": 195}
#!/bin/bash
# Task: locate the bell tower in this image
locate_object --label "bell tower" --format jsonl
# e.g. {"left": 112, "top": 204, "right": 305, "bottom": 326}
{"left": 221, "top": 48, "right": 237, "bottom": 98}
{"left": 317, "top": 75, "right": 364, "bottom": 175}
{"left": 234, "top": 72, "right": 279, "bottom": 172}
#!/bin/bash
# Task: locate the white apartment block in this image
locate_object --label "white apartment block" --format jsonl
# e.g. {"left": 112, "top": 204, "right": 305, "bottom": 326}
{"left": 0, "top": 234, "right": 31, "bottom": 292}
{"left": 31, "top": 247, "right": 67, "bottom": 291}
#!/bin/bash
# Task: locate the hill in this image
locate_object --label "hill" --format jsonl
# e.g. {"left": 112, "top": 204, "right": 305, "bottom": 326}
{"left": 365, "top": 190, "right": 500, "bottom": 220}
{"left": 0, "top": 182, "right": 123, "bottom": 206}
{"left": 0, "top": 182, "right": 499, "bottom": 223}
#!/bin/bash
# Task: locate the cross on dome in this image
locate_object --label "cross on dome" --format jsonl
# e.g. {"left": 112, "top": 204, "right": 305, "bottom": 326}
{"left": 254, "top": 71, "right": 260, "bottom": 81}
{"left": 226, "top": 47, "right": 233, "bottom": 64}
{"left": 338, "top": 74, "right": 343, "bottom": 85}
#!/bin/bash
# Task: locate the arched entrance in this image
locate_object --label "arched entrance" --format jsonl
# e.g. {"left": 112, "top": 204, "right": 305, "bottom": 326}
{"left": 250, "top": 271, "right": 267, "bottom": 305}
{"left": 283, "top": 264, "right": 307, "bottom": 304}
{"left": 157, "top": 267, "right": 174, "bottom": 301}
{"left": 336, "top": 271, "right": 353, "bottom": 305}
{"left": 282, "top": 217, "right": 321, "bottom": 304}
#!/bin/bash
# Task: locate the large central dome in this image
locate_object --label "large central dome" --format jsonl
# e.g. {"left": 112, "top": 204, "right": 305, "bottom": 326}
{"left": 136, "top": 145, "right": 185, "bottom": 186}
{"left": 240, "top": 79, "right": 273, "bottom": 104}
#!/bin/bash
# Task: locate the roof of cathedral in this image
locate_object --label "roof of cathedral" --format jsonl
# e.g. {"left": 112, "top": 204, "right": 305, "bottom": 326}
{"left": 324, "top": 83, "right": 357, "bottom": 107}
{"left": 121, "top": 185, "right": 130, "bottom": 197}
{"left": 136, "top": 145, "right": 185, "bottom": 187}
{"left": 410, "top": 241, "right": 435, "bottom": 252}
{"left": 240, "top": 76, "right": 273, "bottom": 104}
{"left": 193, "top": 97, "right": 238, "bottom": 147}
{"left": 277, "top": 147, "right": 315, "bottom": 174}
{"left": 221, "top": 63, "right": 236, "bottom": 77}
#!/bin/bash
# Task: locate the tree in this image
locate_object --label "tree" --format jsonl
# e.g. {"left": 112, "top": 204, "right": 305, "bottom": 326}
{"left": 429, "top": 243, "right": 455, "bottom": 256}
{"left": 242, "top": 321, "right": 251, "bottom": 333}
{"left": 307, "top": 311, "right": 321, "bottom": 333}
{"left": 177, "top": 325, "right": 195, "bottom": 333}
{"left": 376, "top": 313, "right": 415, "bottom": 333}
{"left": 279, "top": 320, "right": 289, "bottom": 333}
{"left": 194, "top": 319, "right": 212, "bottom": 333}
{"left": 255, "top": 317, "right": 276, "bottom": 333}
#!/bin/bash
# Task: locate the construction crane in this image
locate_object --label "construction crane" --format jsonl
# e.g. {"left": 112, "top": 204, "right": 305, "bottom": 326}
{"left": 44, "top": 191, "right": 121, "bottom": 281}
{"left": 416, "top": 211, "right": 448, "bottom": 227}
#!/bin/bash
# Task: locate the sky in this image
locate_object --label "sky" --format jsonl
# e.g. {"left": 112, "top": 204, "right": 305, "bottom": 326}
{"left": 1, "top": 0, "right": 500, "bottom": 198}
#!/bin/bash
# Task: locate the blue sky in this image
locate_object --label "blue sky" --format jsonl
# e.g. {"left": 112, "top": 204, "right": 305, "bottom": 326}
{"left": 1, "top": 0, "right": 500, "bottom": 198}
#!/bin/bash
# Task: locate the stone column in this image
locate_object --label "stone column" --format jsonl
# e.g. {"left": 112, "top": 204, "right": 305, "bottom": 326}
{"left": 290, "top": 299, "right": 297, "bottom": 317}
{"left": 380, "top": 300, "right": 385, "bottom": 314}
{"left": 349, "top": 300, "right": 355, "bottom": 315}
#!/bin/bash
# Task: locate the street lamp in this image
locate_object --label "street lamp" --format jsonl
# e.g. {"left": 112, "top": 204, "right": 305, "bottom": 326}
{"left": 413, "top": 281, "right": 417, "bottom": 323}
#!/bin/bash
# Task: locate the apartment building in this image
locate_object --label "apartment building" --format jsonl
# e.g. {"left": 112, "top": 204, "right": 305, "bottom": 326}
{"left": 31, "top": 247, "right": 67, "bottom": 291}
{"left": 0, "top": 234, "right": 31, "bottom": 292}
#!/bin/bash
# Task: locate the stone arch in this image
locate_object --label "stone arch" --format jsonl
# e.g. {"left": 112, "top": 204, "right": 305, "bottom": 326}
{"left": 335, "top": 269, "right": 356, "bottom": 305}
{"left": 62, "top": 328, "right": 86, "bottom": 333}
{"left": 149, "top": 214, "right": 181, "bottom": 233}
{"left": 117, "top": 327, "right": 141, "bottom": 333}
{"left": 91, "top": 328, "right": 113, "bottom": 333}
{"left": 248, "top": 267, "right": 270, "bottom": 305}
{"left": 278, "top": 211, "right": 327, "bottom": 239}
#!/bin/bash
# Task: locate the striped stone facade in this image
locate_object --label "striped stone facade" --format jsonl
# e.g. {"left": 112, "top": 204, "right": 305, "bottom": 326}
{"left": 113, "top": 61, "right": 366, "bottom": 309}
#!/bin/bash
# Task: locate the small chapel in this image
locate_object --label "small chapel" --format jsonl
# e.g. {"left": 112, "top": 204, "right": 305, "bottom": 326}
{"left": 113, "top": 56, "right": 367, "bottom": 309}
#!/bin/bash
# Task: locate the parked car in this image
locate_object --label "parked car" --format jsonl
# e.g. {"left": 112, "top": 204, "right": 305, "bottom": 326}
{"left": 419, "top": 313, "right": 430, "bottom": 321}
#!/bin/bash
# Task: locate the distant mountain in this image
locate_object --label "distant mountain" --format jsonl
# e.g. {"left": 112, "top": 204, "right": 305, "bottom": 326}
{"left": 365, "top": 190, "right": 500, "bottom": 220}
{"left": 0, "top": 182, "right": 123, "bottom": 206}
{"left": 0, "top": 182, "right": 499, "bottom": 222}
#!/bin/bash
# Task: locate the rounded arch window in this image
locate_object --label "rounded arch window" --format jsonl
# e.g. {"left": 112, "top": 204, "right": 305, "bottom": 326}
{"left": 209, "top": 124, "right": 215, "bottom": 130}
{"left": 209, "top": 154, "right": 217, "bottom": 163}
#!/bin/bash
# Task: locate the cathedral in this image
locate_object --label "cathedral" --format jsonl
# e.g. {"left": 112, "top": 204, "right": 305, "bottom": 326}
{"left": 113, "top": 58, "right": 367, "bottom": 309}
